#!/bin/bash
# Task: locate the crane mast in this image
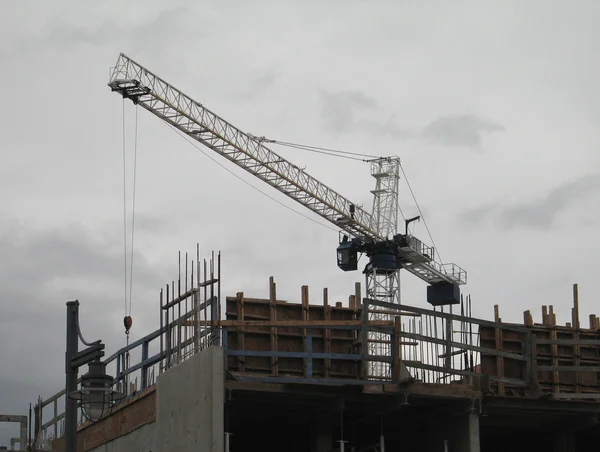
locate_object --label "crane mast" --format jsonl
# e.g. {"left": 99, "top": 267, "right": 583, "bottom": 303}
{"left": 108, "top": 53, "right": 467, "bottom": 379}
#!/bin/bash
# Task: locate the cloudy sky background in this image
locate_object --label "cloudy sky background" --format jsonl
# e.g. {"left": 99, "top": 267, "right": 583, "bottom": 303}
{"left": 1, "top": 0, "right": 599, "bottom": 445}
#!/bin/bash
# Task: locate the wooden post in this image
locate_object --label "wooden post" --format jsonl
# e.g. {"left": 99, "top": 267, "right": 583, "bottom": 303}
{"left": 392, "top": 317, "right": 401, "bottom": 383}
{"left": 572, "top": 284, "right": 580, "bottom": 394}
{"left": 549, "top": 305, "right": 558, "bottom": 393}
{"left": 522, "top": 331, "right": 532, "bottom": 395}
{"left": 269, "top": 277, "right": 278, "bottom": 376}
{"left": 549, "top": 305, "right": 556, "bottom": 326}
{"left": 573, "top": 284, "right": 580, "bottom": 329}
{"left": 323, "top": 288, "right": 331, "bottom": 378}
{"left": 523, "top": 310, "right": 533, "bottom": 326}
{"left": 302, "top": 285, "right": 310, "bottom": 377}
{"left": 542, "top": 306, "right": 548, "bottom": 325}
{"left": 494, "top": 305, "right": 505, "bottom": 396}
{"left": 237, "top": 292, "right": 245, "bottom": 372}
{"left": 354, "top": 282, "right": 361, "bottom": 354}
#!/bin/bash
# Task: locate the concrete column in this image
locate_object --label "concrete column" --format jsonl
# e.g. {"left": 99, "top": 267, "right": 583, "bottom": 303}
{"left": 421, "top": 412, "right": 480, "bottom": 452}
{"left": 464, "top": 413, "right": 480, "bottom": 452}
{"left": 156, "top": 347, "right": 225, "bottom": 452}
{"left": 553, "top": 431, "right": 576, "bottom": 452}
{"left": 313, "top": 423, "right": 333, "bottom": 452}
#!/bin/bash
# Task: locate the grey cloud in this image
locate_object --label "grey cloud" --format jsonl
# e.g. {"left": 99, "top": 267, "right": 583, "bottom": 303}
{"left": 0, "top": 220, "right": 167, "bottom": 420}
{"left": 319, "top": 90, "right": 415, "bottom": 138}
{"left": 462, "top": 174, "right": 600, "bottom": 229}
{"left": 357, "top": 118, "right": 417, "bottom": 140}
{"left": 319, "top": 92, "right": 499, "bottom": 145}
{"left": 0, "top": 6, "right": 192, "bottom": 59}
{"left": 422, "top": 114, "right": 504, "bottom": 149}
{"left": 319, "top": 90, "right": 378, "bottom": 132}
{"left": 239, "top": 70, "right": 278, "bottom": 100}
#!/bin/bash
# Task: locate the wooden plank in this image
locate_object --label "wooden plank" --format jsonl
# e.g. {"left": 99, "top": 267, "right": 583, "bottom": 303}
{"left": 549, "top": 305, "right": 559, "bottom": 394}
{"left": 324, "top": 288, "right": 331, "bottom": 378}
{"left": 535, "top": 339, "right": 600, "bottom": 346}
{"left": 184, "top": 320, "right": 393, "bottom": 327}
{"left": 392, "top": 317, "right": 401, "bottom": 383}
{"left": 269, "top": 277, "right": 278, "bottom": 377}
{"left": 523, "top": 310, "right": 533, "bottom": 326}
{"left": 494, "top": 305, "right": 505, "bottom": 396}
{"left": 572, "top": 284, "right": 581, "bottom": 394}
{"left": 538, "top": 366, "right": 600, "bottom": 372}
{"left": 552, "top": 393, "right": 600, "bottom": 400}
{"left": 237, "top": 292, "right": 245, "bottom": 372}
{"left": 302, "top": 285, "right": 309, "bottom": 377}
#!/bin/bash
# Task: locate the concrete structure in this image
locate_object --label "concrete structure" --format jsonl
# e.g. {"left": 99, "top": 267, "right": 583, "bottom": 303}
{"left": 32, "top": 275, "right": 600, "bottom": 452}
{"left": 156, "top": 346, "right": 224, "bottom": 452}
{"left": 0, "top": 415, "right": 27, "bottom": 451}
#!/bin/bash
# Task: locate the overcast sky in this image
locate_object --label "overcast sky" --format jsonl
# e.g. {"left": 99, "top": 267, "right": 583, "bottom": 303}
{"left": 1, "top": 0, "right": 599, "bottom": 446}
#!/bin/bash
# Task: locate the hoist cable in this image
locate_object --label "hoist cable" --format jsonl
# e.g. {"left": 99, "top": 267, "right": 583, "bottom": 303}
{"left": 164, "top": 123, "right": 340, "bottom": 233}
{"left": 272, "top": 141, "right": 369, "bottom": 162}
{"left": 122, "top": 98, "right": 128, "bottom": 315}
{"left": 128, "top": 105, "right": 139, "bottom": 317}
{"left": 399, "top": 162, "right": 443, "bottom": 264}
{"left": 271, "top": 140, "right": 382, "bottom": 160}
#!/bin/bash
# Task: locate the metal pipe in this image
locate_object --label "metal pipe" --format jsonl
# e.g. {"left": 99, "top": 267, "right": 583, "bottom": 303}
{"left": 64, "top": 301, "right": 79, "bottom": 452}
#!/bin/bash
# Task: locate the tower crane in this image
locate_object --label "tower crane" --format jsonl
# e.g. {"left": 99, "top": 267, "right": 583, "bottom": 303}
{"left": 108, "top": 53, "right": 467, "bottom": 378}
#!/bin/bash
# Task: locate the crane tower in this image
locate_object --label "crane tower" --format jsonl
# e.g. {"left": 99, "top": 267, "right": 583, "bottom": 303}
{"left": 108, "top": 53, "right": 467, "bottom": 379}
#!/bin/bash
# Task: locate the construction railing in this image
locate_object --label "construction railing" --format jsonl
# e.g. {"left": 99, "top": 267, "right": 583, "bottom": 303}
{"left": 32, "top": 280, "right": 600, "bottom": 447}
{"left": 363, "top": 297, "right": 534, "bottom": 390}
{"left": 33, "top": 249, "right": 221, "bottom": 450}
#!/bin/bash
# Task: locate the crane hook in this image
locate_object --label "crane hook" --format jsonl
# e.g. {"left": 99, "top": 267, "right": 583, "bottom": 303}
{"left": 124, "top": 316, "right": 133, "bottom": 335}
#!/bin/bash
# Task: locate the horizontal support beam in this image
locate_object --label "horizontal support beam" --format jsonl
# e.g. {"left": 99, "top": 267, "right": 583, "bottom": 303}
{"left": 364, "top": 298, "right": 528, "bottom": 332}
{"left": 105, "top": 303, "right": 207, "bottom": 363}
{"left": 161, "top": 288, "right": 199, "bottom": 309}
{"left": 0, "top": 415, "right": 27, "bottom": 423}
{"left": 535, "top": 339, "right": 600, "bottom": 346}
{"left": 190, "top": 320, "right": 393, "bottom": 328}
{"left": 400, "top": 331, "right": 529, "bottom": 362}
{"left": 231, "top": 375, "right": 376, "bottom": 386}
{"left": 402, "top": 361, "right": 530, "bottom": 387}
{"left": 552, "top": 393, "right": 600, "bottom": 400}
{"left": 537, "top": 366, "right": 600, "bottom": 372}
{"left": 41, "top": 412, "right": 65, "bottom": 431}
{"left": 115, "top": 327, "right": 214, "bottom": 379}
{"left": 227, "top": 350, "right": 362, "bottom": 361}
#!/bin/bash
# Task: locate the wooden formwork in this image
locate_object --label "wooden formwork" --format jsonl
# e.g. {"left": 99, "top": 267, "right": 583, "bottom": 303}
{"left": 224, "top": 277, "right": 363, "bottom": 379}
{"left": 480, "top": 284, "right": 600, "bottom": 398}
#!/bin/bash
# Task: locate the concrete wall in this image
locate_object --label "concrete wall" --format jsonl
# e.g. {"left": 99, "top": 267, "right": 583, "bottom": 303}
{"left": 421, "top": 413, "right": 480, "bottom": 452}
{"left": 156, "top": 346, "right": 224, "bottom": 452}
{"left": 51, "top": 388, "right": 156, "bottom": 452}
{"left": 88, "top": 422, "right": 156, "bottom": 452}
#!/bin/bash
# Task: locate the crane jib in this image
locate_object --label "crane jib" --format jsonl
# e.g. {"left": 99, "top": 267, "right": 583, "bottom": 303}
{"left": 108, "top": 53, "right": 467, "bottom": 298}
{"left": 108, "top": 72, "right": 379, "bottom": 241}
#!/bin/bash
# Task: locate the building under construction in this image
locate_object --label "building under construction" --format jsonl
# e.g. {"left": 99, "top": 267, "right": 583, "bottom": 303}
{"left": 3, "top": 54, "right": 600, "bottom": 451}
{"left": 18, "top": 250, "right": 599, "bottom": 452}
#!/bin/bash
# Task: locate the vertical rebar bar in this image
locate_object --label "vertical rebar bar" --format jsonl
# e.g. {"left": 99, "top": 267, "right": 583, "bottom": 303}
{"left": 159, "top": 288, "right": 164, "bottom": 374}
